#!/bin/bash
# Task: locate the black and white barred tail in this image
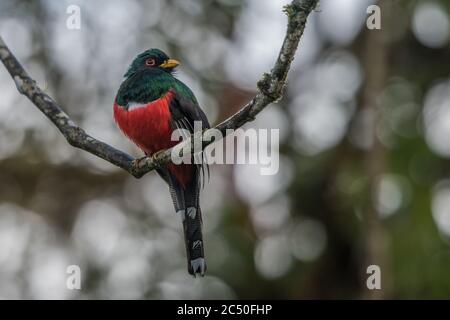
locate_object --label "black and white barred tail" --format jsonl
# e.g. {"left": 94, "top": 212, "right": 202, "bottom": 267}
{"left": 157, "top": 166, "right": 206, "bottom": 277}
{"left": 178, "top": 206, "right": 206, "bottom": 276}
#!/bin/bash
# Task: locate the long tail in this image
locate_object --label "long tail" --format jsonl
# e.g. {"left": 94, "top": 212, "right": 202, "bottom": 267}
{"left": 181, "top": 206, "right": 206, "bottom": 276}
{"left": 158, "top": 166, "right": 206, "bottom": 276}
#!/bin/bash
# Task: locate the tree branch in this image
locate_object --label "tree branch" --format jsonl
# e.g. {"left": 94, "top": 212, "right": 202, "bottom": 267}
{"left": 0, "top": 0, "right": 318, "bottom": 178}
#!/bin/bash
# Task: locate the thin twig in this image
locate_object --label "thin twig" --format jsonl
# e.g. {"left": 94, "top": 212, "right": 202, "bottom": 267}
{"left": 0, "top": 0, "right": 318, "bottom": 178}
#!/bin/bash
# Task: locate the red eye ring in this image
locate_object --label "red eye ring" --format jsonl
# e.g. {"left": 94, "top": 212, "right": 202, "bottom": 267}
{"left": 146, "top": 58, "right": 156, "bottom": 66}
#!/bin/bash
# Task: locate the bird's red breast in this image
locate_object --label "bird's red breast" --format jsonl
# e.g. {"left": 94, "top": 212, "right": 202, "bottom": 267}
{"left": 113, "top": 90, "right": 193, "bottom": 187}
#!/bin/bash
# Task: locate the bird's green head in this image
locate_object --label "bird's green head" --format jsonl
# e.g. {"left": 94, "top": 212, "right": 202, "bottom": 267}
{"left": 124, "top": 48, "right": 180, "bottom": 78}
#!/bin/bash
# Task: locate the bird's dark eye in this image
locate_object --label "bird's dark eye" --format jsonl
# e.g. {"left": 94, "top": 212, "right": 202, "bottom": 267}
{"left": 145, "top": 58, "right": 156, "bottom": 66}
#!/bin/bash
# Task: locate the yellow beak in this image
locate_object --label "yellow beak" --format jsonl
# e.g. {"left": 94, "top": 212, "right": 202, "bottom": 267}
{"left": 160, "top": 59, "right": 180, "bottom": 69}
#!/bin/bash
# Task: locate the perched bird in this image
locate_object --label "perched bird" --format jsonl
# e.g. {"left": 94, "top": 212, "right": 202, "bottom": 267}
{"left": 113, "top": 49, "right": 210, "bottom": 276}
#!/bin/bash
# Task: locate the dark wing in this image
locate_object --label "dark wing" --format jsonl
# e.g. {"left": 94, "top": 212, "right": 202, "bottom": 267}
{"left": 169, "top": 90, "right": 210, "bottom": 129}
{"left": 169, "top": 84, "right": 210, "bottom": 188}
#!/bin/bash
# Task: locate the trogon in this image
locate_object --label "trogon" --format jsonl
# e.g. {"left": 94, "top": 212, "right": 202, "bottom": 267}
{"left": 113, "top": 49, "right": 210, "bottom": 276}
